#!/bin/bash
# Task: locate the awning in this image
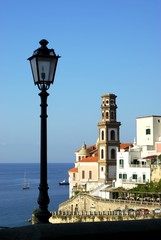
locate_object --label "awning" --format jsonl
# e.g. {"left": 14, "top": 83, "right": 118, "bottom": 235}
{"left": 142, "top": 155, "right": 157, "bottom": 159}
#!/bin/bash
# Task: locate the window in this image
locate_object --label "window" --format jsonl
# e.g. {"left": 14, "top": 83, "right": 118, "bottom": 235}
{"left": 119, "top": 159, "right": 124, "bottom": 168}
{"left": 111, "top": 111, "right": 114, "bottom": 119}
{"left": 146, "top": 128, "right": 151, "bottom": 135}
{"left": 82, "top": 171, "right": 85, "bottom": 179}
{"left": 101, "top": 130, "right": 104, "bottom": 140}
{"left": 101, "top": 149, "right": 104, "bottom": 159}
{"left": 110, "top": 130, "right": 115, "bottom": 140}
{"left": 123, "top": 174, "right": 127, "bottom": 179}
{"left": 132, "top": 159, "right": 139, "bottom": 165}
{"left": 111, "top": 149, "right": 116, "bottom": 159}
{"left": 73, "top": 173, "right": 75, "bottom": 180}
{"left": 110, "top": 99, "right": 114, "bottom": 104}
{"left": 119, "top": 173, "right": 127, "bottom": 179}
{"left": 106, "top": 111, "right": 108, "bottom": 118}
{"left": 143, "top": 174, "right": 146, "bottom": 183}
{"left": 89, "top": 171, "right": 92, "bottom": 179}
{"left": 132, "top": 174, "right": 137, "bottom": 180}
{"left": 119, "top": 174, "right": 122, "bottom": 179}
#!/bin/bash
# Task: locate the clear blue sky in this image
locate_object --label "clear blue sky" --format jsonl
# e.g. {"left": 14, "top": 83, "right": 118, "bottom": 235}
{"left": 0, "top": 0, "right": 161, "bottom": 163}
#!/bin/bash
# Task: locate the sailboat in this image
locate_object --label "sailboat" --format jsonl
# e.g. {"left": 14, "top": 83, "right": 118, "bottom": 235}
{"left": 22, "top": 172, "right": 30, "bottom": 190}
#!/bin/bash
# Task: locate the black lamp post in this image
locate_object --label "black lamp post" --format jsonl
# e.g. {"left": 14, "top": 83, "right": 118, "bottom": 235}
{"left": 28, "top": 39, "right": 60, "bottom": 223}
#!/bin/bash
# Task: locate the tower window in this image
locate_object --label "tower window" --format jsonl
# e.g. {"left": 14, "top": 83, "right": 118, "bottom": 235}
{"left": 111, "top": 149, "right": 116, "bottom": 159}
{"left": 111, "top": 111, "right": 114, "bottom": 119}
{"left": 101, "top": 149, "right": 104, "bottom": 159}
{"left": 106, "top": 111, "right": 109, "bottom": 118}
{"left": 110, "top": 99, "right": 114, "bottom": 104}
{"left": 110, "top": 130, "right": 115, "bottom": 140}
{"left": 101, "top": 130, "right": 104, "bottom": 140}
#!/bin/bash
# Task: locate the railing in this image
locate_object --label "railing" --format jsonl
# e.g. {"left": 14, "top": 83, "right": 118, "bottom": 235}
{"left": 52, "top": 209, "right": 153, "bottom": 217}
{"left": 129, "top": 164, "right": 149, "bottom": 168}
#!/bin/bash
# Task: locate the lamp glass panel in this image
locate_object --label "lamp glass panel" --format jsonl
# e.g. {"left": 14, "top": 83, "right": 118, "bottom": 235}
{"left": 48, "top": 60, "right": 57, "bottom": 83}
{"left": 30, "top": 58, "right": 39, "bottom": 84}
{"left": 37, "top": 58, "right": 50, "bottom": 83}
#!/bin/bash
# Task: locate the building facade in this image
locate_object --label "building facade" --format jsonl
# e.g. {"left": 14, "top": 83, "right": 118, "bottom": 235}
{"left": 115, "top": 116, "right": 161, "bottom": 190}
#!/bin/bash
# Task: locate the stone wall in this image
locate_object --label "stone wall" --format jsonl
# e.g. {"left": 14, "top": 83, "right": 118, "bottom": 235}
{"left": 151, "top": 165, "right": 161, "bottom": 182}
{"left": 58, "top": 192, "right": 160, "bottom": 214}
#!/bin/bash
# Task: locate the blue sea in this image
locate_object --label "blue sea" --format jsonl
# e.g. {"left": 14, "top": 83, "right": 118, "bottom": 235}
{"left": 0, "top": 163, "right": 73, "bottom": 228}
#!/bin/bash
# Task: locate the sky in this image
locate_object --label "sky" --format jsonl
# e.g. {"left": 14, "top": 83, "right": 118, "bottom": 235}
{"left": 0, "top": 0, "right": 161, "bottom": 163}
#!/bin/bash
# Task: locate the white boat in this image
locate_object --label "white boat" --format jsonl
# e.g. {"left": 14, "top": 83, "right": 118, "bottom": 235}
{"left": 59, "top": 179, "right": 69, "bottom": 186}
{"left": 23, "top": 172, "right": 30, "bottom": 190}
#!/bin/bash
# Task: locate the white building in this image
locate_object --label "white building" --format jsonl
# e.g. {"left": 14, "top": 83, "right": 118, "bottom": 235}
{"left": 68, "top": 93, "right": 161, "bottom": 199}
{"left": 114, "top": 116, "right": 161, "bottom": 190}
{"left": 115, "top": 145, "right": 150, "bottom": 189}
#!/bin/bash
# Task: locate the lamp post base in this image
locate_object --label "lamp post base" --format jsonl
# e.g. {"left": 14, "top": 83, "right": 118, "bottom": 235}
{"left": 32, "top": 208, "right": 52, "bottom": 224}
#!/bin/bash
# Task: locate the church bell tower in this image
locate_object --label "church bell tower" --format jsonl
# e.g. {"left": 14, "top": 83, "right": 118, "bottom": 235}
{"left": 97, "top": 93, "right": 121, "bottom": 183}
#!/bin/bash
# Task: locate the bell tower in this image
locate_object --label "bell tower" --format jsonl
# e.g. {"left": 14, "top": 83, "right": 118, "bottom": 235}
{"left": 97, "top": 93, "right": 121, "bottom": 183}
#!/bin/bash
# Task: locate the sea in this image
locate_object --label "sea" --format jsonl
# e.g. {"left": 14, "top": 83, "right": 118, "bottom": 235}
{"left": 0, "top": 162, "right": 73, "bottom": 228}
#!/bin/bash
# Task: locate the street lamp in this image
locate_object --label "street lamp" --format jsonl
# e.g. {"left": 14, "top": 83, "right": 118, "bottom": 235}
{"left": 28, "top": 39, "right": 60, "bottom": 223}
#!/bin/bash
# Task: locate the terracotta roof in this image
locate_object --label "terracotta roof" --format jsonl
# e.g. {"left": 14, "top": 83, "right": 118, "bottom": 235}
{"left": 68, "top": 167, "right": 78, "bottom": 173}
{"left": 75, "top": 144, "right": 97, "bottom": 153}
{"left": 76, "top": 143, "right": 133, "bottom": 152}
{"left": 79, "top": 156, "right": 98, "bottom": 162}
{"left": 90, "top": 148, "right": 98, "bottom": 154}
{"left": 75, "top": 143, "right": 133, "bottom": 156}
{"left": 87, "top": 145, "right": 97, "bottom": 150}
{"left": 89, "top": 150, "right": 98, "bottom": 157}
{"left": 120, "top": 143, "right": 133, "bottom": 149}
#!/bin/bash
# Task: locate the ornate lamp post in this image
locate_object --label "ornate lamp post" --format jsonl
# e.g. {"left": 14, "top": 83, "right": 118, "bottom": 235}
{"left": 28, "top": 39, "right": 60, "bottom": 223}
